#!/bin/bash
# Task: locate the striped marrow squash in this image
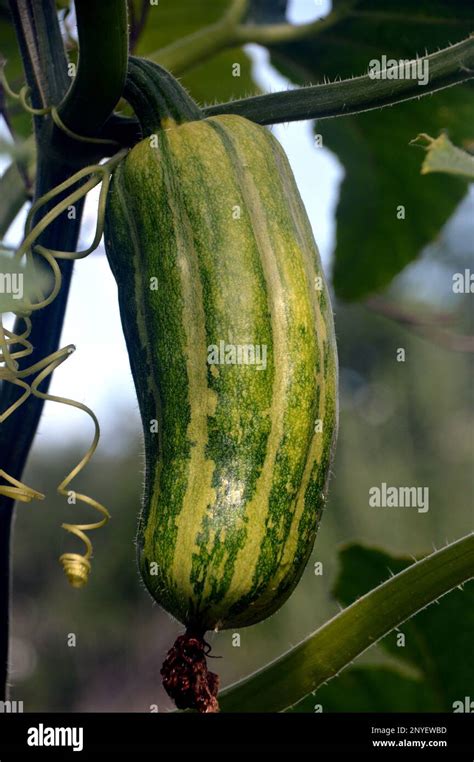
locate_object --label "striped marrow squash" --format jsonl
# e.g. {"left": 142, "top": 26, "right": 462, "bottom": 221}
{"left": 105, "top": 58, "right": 338, "bottom": 635}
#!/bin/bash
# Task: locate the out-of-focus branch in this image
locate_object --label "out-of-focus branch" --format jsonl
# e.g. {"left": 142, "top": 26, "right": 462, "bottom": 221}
{"left": 366, "top": 297, "right": 474, "bottom": 352}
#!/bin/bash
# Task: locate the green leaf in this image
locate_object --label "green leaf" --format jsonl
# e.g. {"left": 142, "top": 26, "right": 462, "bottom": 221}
{"left": 337, "top": 544, "right": 474, "bottom": 709}
{"left": 333, "top": 544, "right": 409, "bottom": 602}
{"left": 0, "top": 6, "right": 34, "bottom": 138}
{"left": 289, "top": 666, "right": 436, "bottom": 713}
{"left": 0, "top": 246, "right": 53, "bottom": 312}
{"left": 0, "top": 7, "right": 22, "bottom": 75}
{"left": 133, "top": 0, "right": 258, "bottom": 105}
{"left": 0, "top": 162, "right": 29, "bottom": 238}
{"left": 412, "top": 132, "right": 474, "bottom": 179}
{"left": 0, "top": 134, "right": 34, "bottom": 238}
{"left": 269, "top": 0, "right": 474, "bottom": 299}
{"left": 291, "top": 544, "right": 474, "bottom": 712}
{"left": 321, "top": 94, "right": 470, "bottom": 300}
{"left": 0, "top": 135, "right": 34, "bottom": 162}
{"left": 218, "top": 534, "right": 474, "bottom": 712}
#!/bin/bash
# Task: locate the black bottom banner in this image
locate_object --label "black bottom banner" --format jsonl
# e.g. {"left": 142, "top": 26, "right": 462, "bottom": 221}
{"left": 0, "top": 712, "right": 472, "bottom": 758}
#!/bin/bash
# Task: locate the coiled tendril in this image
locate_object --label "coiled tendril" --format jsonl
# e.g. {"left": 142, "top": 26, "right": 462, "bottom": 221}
{"left": 0, "top": 64, "right": 128, "bottom": 587}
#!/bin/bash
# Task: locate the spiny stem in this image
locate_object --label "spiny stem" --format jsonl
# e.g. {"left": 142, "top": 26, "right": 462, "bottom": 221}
{"left": 203, "top": 37, "right": 474, "bottom": 125}
{"left": 219, "top": 534, "right": 474, "bottom": 712}
{"left": 106, "top": 37, "right": 474, "bottom": 141}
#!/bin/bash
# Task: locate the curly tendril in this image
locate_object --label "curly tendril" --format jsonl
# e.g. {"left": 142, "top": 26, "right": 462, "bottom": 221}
{"left": 0, "top": 62, "right": 119, "bottom": 146}
{"left": 0, "top": 63, "right": 128, "bottom": 587}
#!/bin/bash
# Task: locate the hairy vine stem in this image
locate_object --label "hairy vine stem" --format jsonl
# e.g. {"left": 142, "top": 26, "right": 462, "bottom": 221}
{"left": 203, "top": 37, "right": 474, "bottom": 124}
{"left": 95, "top": 37, "right": 474, "bottom": 146}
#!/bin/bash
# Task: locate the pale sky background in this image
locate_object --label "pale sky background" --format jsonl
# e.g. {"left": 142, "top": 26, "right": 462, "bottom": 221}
{"left": 0, "top": 0, "right": 342, "bottom": 453}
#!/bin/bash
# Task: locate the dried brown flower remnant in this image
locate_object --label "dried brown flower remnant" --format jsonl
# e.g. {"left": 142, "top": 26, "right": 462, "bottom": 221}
{"left": 161, "top": 630, "right": 219, "bottom": 713}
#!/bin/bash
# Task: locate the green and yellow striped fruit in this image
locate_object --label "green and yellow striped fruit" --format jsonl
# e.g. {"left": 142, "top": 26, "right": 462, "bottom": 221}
{"left": 104, "top": 58, "right": 338, "bottom": 633}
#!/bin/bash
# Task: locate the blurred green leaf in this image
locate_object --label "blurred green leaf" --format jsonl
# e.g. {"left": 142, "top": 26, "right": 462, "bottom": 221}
{"left": 290, "top": 666, "right": 436, "bottom": 712}
{"left": 289, "top": 544, "right": 474, "bottom": 712}
{"left": 132, "top": 0, "right": 259, "bottom": 105}
{"left": 0, "top": 135, "right": 34, "bottom": 237}
{"left": 269, "top": 0, "right": 474, "bottom": 299}
{"left": 0, "top": 162, "right": 27, "bottom": 237}
{"left": 0, "top": 15, "right": 18, "bottom": 68}
{"left": 0, "top": 6, "right": 33, "bottom": 138}
{"left": 412, "top": 132, "right": 474, "bottom": 179}
{"left": 131, "top": 0, "right": 228, "bottom": 49}
{"left": 320, "top": 94, "right": 470, "bottom": 300}
{"left": 336, "top": 545, "right": 474, "bottom": 709}
{"left": 0, "top": 135, "right": 34, "bottom": 161}
{"left": 0, "top": 246, "right": 53, "bottom": 312}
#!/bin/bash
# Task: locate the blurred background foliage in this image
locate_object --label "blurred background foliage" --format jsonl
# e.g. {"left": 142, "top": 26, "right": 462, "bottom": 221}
{"left": 9, "top": 247, "right": 473, "bottom": 711}
{"left": 1, "top": 0, "right": 473, "bottom": 711}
